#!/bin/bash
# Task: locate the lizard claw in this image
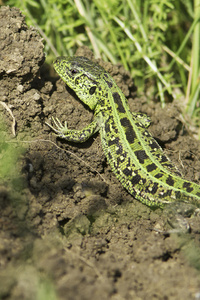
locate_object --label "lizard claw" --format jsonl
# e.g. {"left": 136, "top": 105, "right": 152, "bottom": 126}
{"left": 45, "top": 117, "right": 68, "bottom": 135}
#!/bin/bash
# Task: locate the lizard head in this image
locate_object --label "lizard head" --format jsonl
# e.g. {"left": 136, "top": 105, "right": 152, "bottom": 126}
{"left": 53, "top": 56, "right": 105, "bottom": 110}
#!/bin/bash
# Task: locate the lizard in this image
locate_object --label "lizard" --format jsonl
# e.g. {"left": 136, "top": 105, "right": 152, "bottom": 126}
{"left": 46, "top": 56, "right": 200, "bottom": 208}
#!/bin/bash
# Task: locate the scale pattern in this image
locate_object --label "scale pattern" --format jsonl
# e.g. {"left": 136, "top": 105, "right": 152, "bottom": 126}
{"left": 48, "top": 56, "right": 200, "bottom": 207}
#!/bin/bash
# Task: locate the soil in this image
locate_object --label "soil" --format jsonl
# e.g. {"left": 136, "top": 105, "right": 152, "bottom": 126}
{"left": 0, "top": 6, "right": 200, "bottom": 300}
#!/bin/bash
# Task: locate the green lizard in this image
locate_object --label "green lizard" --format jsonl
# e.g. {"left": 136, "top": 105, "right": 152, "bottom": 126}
{"left": 46, "top": 56, "right": 200, "bottom": 207}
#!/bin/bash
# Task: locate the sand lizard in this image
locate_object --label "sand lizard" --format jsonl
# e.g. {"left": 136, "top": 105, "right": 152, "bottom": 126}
{"left": 46, "top": 56, "right": 200, "bottom": 207}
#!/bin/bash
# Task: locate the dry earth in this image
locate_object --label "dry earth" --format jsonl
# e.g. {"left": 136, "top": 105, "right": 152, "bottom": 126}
{"left": 0, "top": 6, "right": 200, "bottom": 300}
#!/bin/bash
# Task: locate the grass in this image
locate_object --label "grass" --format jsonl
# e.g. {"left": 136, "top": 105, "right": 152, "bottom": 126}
{"left": 3, "top": 0, "right": 200, "bottom": 126}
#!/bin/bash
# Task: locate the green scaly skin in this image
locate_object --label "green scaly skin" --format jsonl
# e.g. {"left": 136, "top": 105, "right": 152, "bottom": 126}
{"left": 47, "top": 56, "right": 200, "bottom": 207}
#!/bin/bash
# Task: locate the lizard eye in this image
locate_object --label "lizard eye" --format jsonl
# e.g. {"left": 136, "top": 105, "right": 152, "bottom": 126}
{"left": 70, "top": 69, "right": 79, "bottom": 75}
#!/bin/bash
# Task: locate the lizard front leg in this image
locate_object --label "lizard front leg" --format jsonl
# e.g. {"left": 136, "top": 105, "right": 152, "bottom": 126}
{"left": 46, "top": 117, "right": 99, "bottom": 143}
